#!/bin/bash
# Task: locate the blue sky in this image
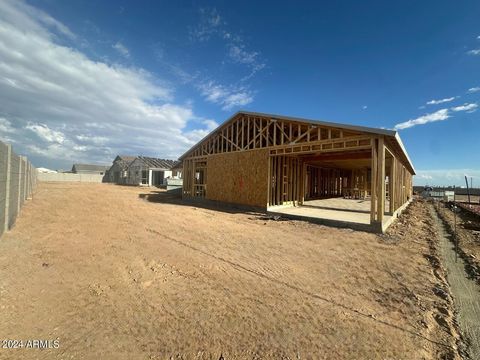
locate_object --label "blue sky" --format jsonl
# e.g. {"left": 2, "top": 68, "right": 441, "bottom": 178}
{"left": 0, "top": 0, "right": 479, "bottom": 186}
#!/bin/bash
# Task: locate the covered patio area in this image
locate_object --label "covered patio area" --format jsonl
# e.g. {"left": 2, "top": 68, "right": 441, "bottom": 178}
{"left": 269, "top": 197, "right": 394, "bottom": 232}
{"left": 266, "top": 135, "right": 413, "bottom": 233}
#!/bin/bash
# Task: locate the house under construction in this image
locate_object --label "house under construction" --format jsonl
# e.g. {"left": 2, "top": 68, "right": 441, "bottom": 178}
{"left": 179, "top": 111, "right": 415, "bottom": 232}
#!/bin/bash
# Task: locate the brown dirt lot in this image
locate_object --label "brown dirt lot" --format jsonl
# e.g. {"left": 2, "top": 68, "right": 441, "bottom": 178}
{"left": 455, "top": 195, "right": 480, "bottom": 204}
{"left": 434, "top": 201, "right": 480, "bottom": 283}
{"left": 0, "top": 183, "right": 462, "bottom": 359}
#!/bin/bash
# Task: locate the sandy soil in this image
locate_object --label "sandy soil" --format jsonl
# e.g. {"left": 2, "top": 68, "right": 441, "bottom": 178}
{"left": 455, "top": 195, "right": 480, "bottom": 204}
{"left": 0, "top": 183, "right": 462, "bottom": 359}
{"left": 430, "top": 205, "right": 480, "bottom": 359}
{"left": 434, "top": 201, "right": 480, "bottom": 283}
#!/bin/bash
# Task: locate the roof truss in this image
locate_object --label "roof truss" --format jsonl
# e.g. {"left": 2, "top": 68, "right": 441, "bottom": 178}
{"left": 183, "top": 113, "right": 366, "bottom": 159}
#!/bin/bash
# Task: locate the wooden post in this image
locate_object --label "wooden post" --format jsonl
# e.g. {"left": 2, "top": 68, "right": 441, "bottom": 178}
{"left": 253, "top": 118, "right": 257, "bottom": 149}
{"left": 191, "top": 160, "right": 195, "bottom": 197}
{"left": 377, "top": 137, "right": 385, "bottom": 223}
{"left": 247, "top": 117, "right": 250, "bottom": 149}
{"left": 370, "top": 140, "right": 378, "bottom": 223}
{"left": 389, "top": 157, "right": 396, "bottom": 214}
{"left": 267, "top": 156, "right": 271, "bottom": 208}
{"left": 182, "top": 160, "right": 186, "bottom": 197}
{"left": 266, "top": 120, "right": 270, "bottom": 147}
{"left": 241, "top": 116, "right": 244, "bottom": 149}
{"left": 301, "top": 161, "right": 306, "bottom": 205}
{"left": 236, "top": 120, "right": 239, "bottom": 151}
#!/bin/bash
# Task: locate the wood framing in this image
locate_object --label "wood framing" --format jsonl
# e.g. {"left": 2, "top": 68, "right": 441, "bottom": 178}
{"left": 180, "top": 111, "right": 415, "bottom": 232}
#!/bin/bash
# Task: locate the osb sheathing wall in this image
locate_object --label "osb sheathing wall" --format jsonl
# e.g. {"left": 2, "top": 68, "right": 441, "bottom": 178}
{"left": 207, "top": 149, "right": 269, "bottom": 208}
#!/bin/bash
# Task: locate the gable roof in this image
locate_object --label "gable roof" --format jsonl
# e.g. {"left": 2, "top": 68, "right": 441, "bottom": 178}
{"left": 170, "top": 160, "right": 182, "bottom": 170}
{"left": 111, "top": 155, "right": 136, "bottom": 169}
{"left": 114, "top": 155, "right": 136, "bottom": 163}
{"left": 72, "top": 164, "right": 110, "bottom": 172}
{"left": 179, "top": 111, "right": 415, "bottom": 174}
{"left": 136, "top": 156, "right": 177, "bottom": 169}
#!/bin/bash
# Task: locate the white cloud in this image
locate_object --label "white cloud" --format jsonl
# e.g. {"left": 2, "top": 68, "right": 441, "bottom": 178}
{"left": 228, "top": 43, "right": 266, "bottom": 81}
{"left": 181, "top": 118, "right": 219, "bottom": 142}
{"left": 228, "top": 44, "right": 257, "bottom": 65}
{"left": 26, "top": 123, "right": 65, "bottom": 143}
{"left": 468, "top": 49, "right": 480, "bottom": 55}
{"left": 190, "top": 7, "right": 266, "bottom": 91}
{"left": 426, "top": 97, "right": 456, "bottom": 105}
{"left": 451, "top": 103, "right": 478, "bottom": 113}
{"left": 417, "top": 174, "right": 433, "bottom": 180}
{"left": 199, "top": 81, "right": 228, "bottom": 103}
{"left": 395, "top": 102, "right": 478, "bottom": 130}
{"left": 76, "top": 134, "right": 109, "bottom": 145}
{"left": 0, "top": 0, "right": 75, "bottom": 41}
{"left": 468, "top": 87, "right": 480, "bottom": 93}
{"left": 414, "top": 169, "right": 480, "bottom": 186}
{"left": 223, "top": 92, "right": 253, "bottom": 110}
{"left": 394, "top": 109, "right": 450, "bottom": 130}
{"left": 190, "top": 8, "right": 223, "bottom": 42}
{"left": 112, "top": 41, "right": 130, "bottom": 58}
{"left": 0, "top": 117, "right": 15, "bottom": 133}
{"left": 198, "top": 81, "right": 253, "bottom": 110}
{"left": 202, "top": 119, "right": 219, "bottom": 131}
{"left": 0, "top": 0, "right": 214, "bottom": 167}
{"left": 362, "top": 105, "right": 368, "bottom": 110}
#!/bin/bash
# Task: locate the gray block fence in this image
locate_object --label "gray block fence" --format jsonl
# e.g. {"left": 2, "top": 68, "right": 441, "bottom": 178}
{"left": 0, "top": 140, "right": 37, "bottom": 238}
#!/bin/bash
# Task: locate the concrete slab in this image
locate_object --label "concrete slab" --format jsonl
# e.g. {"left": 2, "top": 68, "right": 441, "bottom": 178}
{"left": 267, "top": 198, "right": 392, "bottom": 233}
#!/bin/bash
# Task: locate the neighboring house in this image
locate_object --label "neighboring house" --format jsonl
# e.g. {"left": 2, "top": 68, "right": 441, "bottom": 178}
{"left": 71, "top": 163, "right": 110, "bottom": 175}
{"left": 106, "top": 155, "right": 136, "bottom": 184}
{"left": 126, "top": 156, "right": 177, "bottom": 186}
{"left": 170, "top": 161, "right": 183, "bottom": 179}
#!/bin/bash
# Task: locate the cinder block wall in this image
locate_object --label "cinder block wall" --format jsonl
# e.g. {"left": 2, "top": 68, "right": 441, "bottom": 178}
{"left": 36, "top": 172, "right": 104, "bottom": 182}
{"left": 0, "top": 141, "right": 37, "bottom": 238}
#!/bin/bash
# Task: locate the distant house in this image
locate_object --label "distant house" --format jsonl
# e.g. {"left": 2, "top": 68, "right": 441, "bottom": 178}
{"left": 126, "top": 156, "right": 177, "bottom": 186}
{"left": 170, "top": 161, "right": 183, "bottom": 178}
{"left": 106, "top": 155, "right": 136, "bottom": 184}
{"left": 72, "top": 163, "right": 110, "bottom": 175}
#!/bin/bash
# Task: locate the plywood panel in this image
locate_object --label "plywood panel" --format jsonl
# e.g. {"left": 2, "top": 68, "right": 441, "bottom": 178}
{"left": 207, "top": 149, "right": 269, "bottom": 208}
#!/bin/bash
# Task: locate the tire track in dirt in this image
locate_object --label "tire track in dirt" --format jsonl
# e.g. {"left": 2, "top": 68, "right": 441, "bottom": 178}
{"left": 146, "top": 226, "right": 456, "bottom": 352}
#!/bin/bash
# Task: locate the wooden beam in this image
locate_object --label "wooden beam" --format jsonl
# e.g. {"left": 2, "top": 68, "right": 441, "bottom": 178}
{"left": 241, "top": 116, "right": 244, "bottom": 149}
{"left": 273, "top": 120, "right": 276, "bottom": 146}
{"left": 245, "top": 116, "right": 251, "bottom": 149}
{"left": 377, "top": 137, "right": 386, "bottom": 222}
{"left": 301, "top": 150, "right": 371, "bottom": 162}
{"left": 246, "top": 122, "right": 268, "bottom": 149}
{"left": 220, "top": 134, "right": 241, "bottom": 151}
{"left": 370, "top": 139, "right": 378, "bottom": 223}
{"left": 266, "top": 118, "right": 270, "bottom": 147}
{"left": 253, "top": 117, "right": 257, "bottom": 149}
{"left": 388, "top": 156, "right": 396, "bottom": 214}
{"left": 293, "top": 126, "right": 317, "bottom": 144}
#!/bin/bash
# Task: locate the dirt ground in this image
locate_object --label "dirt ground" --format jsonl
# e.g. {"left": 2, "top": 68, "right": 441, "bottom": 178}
{"left": 0, "top": 183, "right": 463, "bottom": 359}
{"left": 434, "top": 201, "right": 480, "bottom": 283}
{"left": 430, "top": 204, "right": 480, "bottom": 359}
{"left": 455, "top": 195, "right": 480, "bottom": 204}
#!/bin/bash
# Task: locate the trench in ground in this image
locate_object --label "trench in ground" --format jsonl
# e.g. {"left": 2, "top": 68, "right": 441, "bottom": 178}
{"left": 430, "top": 206, "right": 480, "bottom": 359}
